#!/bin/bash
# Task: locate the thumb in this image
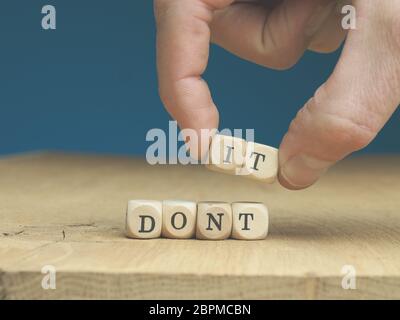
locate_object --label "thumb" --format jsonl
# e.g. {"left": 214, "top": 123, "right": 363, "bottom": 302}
{"left": 278, "top": 0, "right": 400, "bottom": 189}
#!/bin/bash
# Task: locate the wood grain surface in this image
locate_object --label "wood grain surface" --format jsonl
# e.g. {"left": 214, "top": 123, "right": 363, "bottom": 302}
{"left": 0, "top": 152, "right": 400, "bottom": 299}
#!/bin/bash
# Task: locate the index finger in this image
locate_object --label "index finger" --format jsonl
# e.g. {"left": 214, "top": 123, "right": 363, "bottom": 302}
{"left": 154, "top": 0, "right": 234, "bottom": 157}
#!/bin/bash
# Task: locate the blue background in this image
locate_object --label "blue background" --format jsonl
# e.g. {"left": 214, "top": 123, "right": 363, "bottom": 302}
{"left": 0, "top": 0, "right": 399, "bottom": 156}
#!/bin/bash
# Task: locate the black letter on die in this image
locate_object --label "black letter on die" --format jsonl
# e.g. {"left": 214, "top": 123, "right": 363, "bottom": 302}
{"left": 171, "top": 212, "right": 187, "bottom": 230}
{"left": 138, "top": 215, "right": 156, "bottom": 233}
{"left": 239, "top": 213, "right": 254, "bottom": 230}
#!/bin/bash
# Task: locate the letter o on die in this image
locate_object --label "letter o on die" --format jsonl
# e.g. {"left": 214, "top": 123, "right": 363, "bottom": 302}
{"left": 162, "top": 200, "right": 196, "bottom": 239}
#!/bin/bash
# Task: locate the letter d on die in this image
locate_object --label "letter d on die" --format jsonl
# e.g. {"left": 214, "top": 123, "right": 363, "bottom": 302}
{"left": 126, "top": 200, "right": 162, "bottom": 239}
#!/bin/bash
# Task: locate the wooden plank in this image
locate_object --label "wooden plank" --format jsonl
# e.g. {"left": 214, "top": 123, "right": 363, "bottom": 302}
{"left": 1, "top": 152, "right": 400, "bottom": 299}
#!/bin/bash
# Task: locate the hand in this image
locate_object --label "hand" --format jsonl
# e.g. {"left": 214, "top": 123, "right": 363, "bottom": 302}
{"left": 154, "top": 0, "right": 400, "bottom": 189}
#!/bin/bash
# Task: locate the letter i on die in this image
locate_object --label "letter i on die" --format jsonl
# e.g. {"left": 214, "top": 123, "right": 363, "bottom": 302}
{"left": 126, "top": 200, "right": 162, "bottom": 239}
{"left": 206, "top": 134, "right": 246, "bottom": 175}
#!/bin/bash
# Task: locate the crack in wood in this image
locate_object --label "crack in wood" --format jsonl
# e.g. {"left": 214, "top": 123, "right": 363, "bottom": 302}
{"left": 66, "top": 223, "right": 96, "bottom": 228}
{"left": 1, "top": 230, "right": 24, "bottom": 237}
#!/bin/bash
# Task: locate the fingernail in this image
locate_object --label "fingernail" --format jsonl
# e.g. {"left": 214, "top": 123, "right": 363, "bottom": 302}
{"left": 279, "top": 154, "right": 333, "bottom": 189}
{"left": 305, "top": 2, "right": 336, "bottom": 37}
